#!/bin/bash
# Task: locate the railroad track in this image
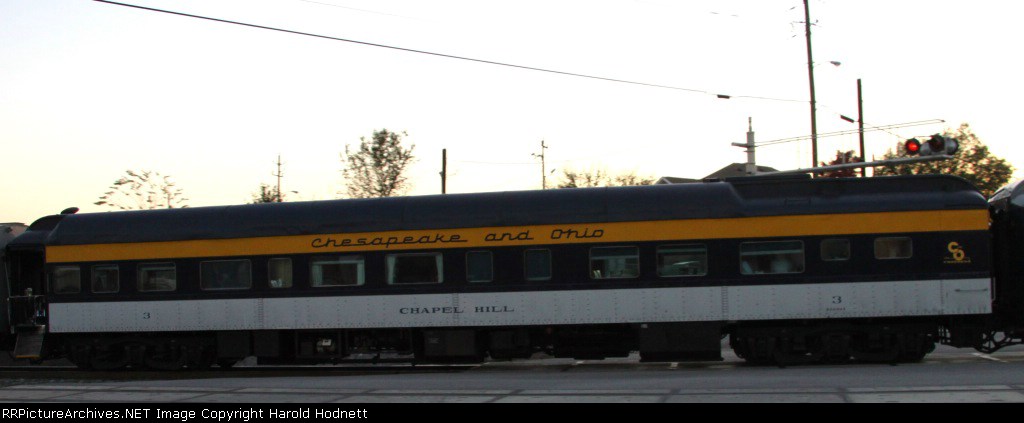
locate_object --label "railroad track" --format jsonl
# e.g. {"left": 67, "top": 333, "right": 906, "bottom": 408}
{"left": 0, "top": 363, "right": 479, "bottom": 382}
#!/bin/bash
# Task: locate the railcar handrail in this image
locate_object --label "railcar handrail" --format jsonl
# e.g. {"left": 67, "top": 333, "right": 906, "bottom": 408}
{"left": 8, "top": 295, "right": 46, "bottom": 327}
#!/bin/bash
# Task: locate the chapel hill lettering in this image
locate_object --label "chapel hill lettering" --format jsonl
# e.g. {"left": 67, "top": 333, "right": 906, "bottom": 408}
{"left": 399, "top": 306, "right": 515, "bottom": 314}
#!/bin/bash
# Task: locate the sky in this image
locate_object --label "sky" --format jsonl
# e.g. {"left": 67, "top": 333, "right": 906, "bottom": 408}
{"left": 2, "top": 0, "right": 1023, "bottom": 224}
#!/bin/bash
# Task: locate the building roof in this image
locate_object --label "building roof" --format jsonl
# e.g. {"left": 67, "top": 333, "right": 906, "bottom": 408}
{"left": 703, "top": 163, "right": 780, "bottom": 180}
{"left": 655, "top": 176, "right": 698, "bottom": 185}
{"left": 656, "top": 163, "right": 780, "bottom": 184}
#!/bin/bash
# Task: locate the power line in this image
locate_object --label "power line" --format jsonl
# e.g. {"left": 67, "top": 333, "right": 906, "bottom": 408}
{"left": 860, "top": 120, "right": 910, "bottom": 140}
{"left": 755, "top": 119, "right": 945, "bottom": 147}
{"left": 288, "top": 0, "right": 423, "bottom": 21}
{"left": 93, "top": 0, "right": 806, "bottom": 103}
{"left": 816, "top": 103, "right": 916, "bottom": 140}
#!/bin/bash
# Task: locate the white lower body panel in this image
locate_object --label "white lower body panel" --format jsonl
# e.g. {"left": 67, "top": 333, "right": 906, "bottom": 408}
{"left": 48, "top": 278, "right": 992, "bottom": 333}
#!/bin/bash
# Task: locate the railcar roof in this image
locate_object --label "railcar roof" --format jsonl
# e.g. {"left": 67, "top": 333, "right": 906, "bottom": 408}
{"left": 42, "top": 175, "right": 985, "bottom": 246}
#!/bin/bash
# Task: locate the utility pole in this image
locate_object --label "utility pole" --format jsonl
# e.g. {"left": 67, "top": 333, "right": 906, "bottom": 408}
{"left": 803, "top": 0, "right": 819, "bottom": 168}
{"left": 857, "top": 79, "right": 866, "bottom": 177}
{"left": 272, "top": 154, "right": 284, "bottom": 202}
{"left": 731, "top": 117, "right": 758, "bottom": 175}
{"left": 745, "top": 118, "right": 756, "bottom": 175}
{"left": 440, "top": 148, "right": 447, "bottom": 194}
{"left": 532, "top": 140, "right": 548, "bottom": 189}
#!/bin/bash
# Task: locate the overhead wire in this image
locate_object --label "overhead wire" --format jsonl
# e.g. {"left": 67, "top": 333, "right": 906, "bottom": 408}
{"left": 815, "top": 102, "right": 941, "bottom": 141}
{"left": 754, "top": 119, "right": 945, "bottom": 147}
{"left": 288, "top": 0, "right": 425, "bottom": 21}
{"left": 94, "top": 0, "right": 807, "bottom": 104}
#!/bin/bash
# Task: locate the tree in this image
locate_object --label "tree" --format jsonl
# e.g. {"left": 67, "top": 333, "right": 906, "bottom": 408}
{"left": 611, "top": 172, "right": 656, "bottom": 187}
{"left": 818, "top": 150, "right": 862, "bottom": 178}
{"left": 250, "top": 183, "right": 282, "bottom": 204}
{"left": 558, "top": 168, "right": 607, "bottom": 188}
{"left": 341, "top": 129, "right": 416, "bottom": 198}
{"left": 558, "top": 168, "right": 654, "bottom": 188}
{"left": 95, "top": 170, "right": 188, "bottom": 210}
{"left": 874, "top": 123, "right": 1013, "bottom": 198}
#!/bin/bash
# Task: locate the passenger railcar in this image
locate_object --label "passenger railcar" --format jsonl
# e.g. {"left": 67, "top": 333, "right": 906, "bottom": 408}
{"left": 3, "top": 174, "right": 1019, "bottom": 369}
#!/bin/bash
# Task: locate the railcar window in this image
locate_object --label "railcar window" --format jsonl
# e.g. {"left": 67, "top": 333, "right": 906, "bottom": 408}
{"left": 387, "top": 253, "right": 443, "bottom": 285}
{"left": 311, "top": 256, "right": 365, "bottom": 287}
{"left": 739, "top": 241, "right": 805, "bottom": 275}
{"left": 269, "top": 258, "right": 293, "bottom": 288}
{"left": 590, "top": 246, "right": 640, "bottom": 279}
{"left": 51, "top": 265, "right": 81, "bottom": 294}
{"left": 874, "top": 237, "right": 913, "bottom": 260}
{"left": 524, "top": 249, "right": 552, "bottom": 281}
{"left": 200, "top": 260, "right": 252, "bottom": 290}
{"left": 821, "top": 239, "right": 851, "bottom": 261}
{"left": 466, "top": 251, "right": 493, "bottom": 283}
{"left": 657, "top": 245, "right": 708, "bottom": 277}
{"left": 91, "top": 265, "right": 119, "bottom": 293}
{"left": 138, "top": 263, "right": 176, "bottom": 292}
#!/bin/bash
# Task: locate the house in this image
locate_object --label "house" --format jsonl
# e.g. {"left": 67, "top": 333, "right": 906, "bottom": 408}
{"left": 656, "top": 163, "right": 779, "bottom": 184}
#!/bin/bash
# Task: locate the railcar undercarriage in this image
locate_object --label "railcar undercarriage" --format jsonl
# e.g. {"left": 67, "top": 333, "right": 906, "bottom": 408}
{"left": 729, "top": 321, "right": 938, "bottom": 365}
{"left": 35, "top": 318, "right": 1024, "bottom": 370}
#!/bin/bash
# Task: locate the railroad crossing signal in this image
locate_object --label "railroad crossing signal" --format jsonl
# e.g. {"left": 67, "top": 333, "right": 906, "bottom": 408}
{"left": 905, "top": 135, "right": 958, "bottom": 156}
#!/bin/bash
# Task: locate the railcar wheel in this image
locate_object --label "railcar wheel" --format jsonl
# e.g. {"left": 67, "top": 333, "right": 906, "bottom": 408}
{"left": 188, "top": 348, "right": 216, "bottom": 370}
{"left": 772, "top": 334, "right": 848, "bottom": 366}
{"left": 849, "top": 335, "right": 901, "bottom": 363}
{"left": 68, "top": 356, "right": 92, "bottom": 370}
{"left": 816, "top": 333, "right": 852, "bottom": 364}
{"left": 67, "top": 345, "right": 93, "bottom": 370}
{"left": 90, "top": 346, "right": 129, "bottom": 371}
{"left": 733, "top": 333, "right": 770, "bottom": 364}
{"left": 730, "top": 335, "right": 776, "bottom": 365}
{"left": 188, "top": 356, "right": 214, "bottom": 370}
{"left": 896, "top": 348, "right": 925, "bottom": 363}
{"left": 144, "top": 345, "right": 187, "bottom": 371}
{"left": 896, "top": 334, "right": 934, "bottom": 363}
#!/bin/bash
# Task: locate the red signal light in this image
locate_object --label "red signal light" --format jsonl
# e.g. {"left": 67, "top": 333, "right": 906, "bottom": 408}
{"left": 927, "top": 135, "right": 945, "bottom": 154}
{"left": 927, "top": 134, "right": 958, "bottom": 156}
{"left": 905, "top": 138, "right": 922, "bottom": 155}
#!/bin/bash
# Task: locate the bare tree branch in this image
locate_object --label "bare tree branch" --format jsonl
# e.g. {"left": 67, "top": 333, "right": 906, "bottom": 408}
{"left": 95, "top": 170, "right": 189, "bottom": 210}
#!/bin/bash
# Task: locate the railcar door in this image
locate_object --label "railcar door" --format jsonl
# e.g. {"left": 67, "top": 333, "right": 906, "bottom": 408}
{"left": 0, "top": 224, "right": 28, "bottom": 350}
{"left": 5, "top": 246, "right": 48, "bottom": 359}
{"left": 6, "top": 248, "right": 45, "bottom": 323}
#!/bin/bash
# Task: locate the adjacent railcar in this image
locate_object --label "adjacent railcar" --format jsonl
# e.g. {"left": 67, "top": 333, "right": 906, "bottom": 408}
{"left": 2, "top": 174, "right": 1006, "bottom": 369}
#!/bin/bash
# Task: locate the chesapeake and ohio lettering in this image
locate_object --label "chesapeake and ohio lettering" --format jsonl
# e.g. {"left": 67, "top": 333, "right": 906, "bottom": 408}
{"left": 550, "top": 227, "right": 604, "bottom": 240}
{"left": 310, "top": 225, "right": 608, "bottom": 250}
{"left": 484, "top": 230, "right": 534, "bottom": 242}
{"left": 312, "top": 233, "right": 466, "bottom": 249}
